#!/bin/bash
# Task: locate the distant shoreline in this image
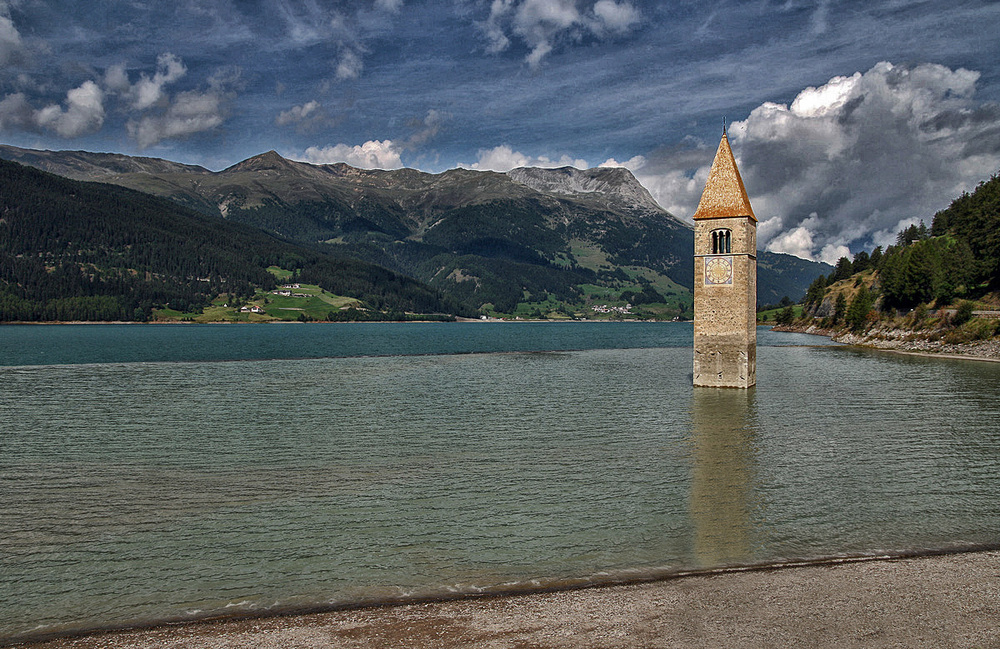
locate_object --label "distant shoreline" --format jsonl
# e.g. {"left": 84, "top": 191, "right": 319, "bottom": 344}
{"left": 0, "top": 318, "right": 688, "bottom": 325}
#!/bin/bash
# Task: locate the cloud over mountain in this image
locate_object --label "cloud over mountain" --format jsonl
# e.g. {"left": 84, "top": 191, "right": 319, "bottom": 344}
{"left": 637, "top": 61, "right": 1000, "bottom": 263}
{"left": 116, "top": 59, "right": 239, "bottom": 149}
{"left": 0, "top": 49, "right": 236, "bottom": 148}
{"left": 0, "top": 81, "right": 105, "bottom": 137}
{"left": 298, "top": 140, "right": 403, "bottom": 169}
{"left": 291, "top": 110, "right": 445, "bottom": 170}
{"left": 461, "top": 145, "right": 588, "bottom": 171}
{"left": 108, "top": 53, "right": 187, "bottom": 111}
{"left": 35, "top": 81, "right": 105, "bottom": 138}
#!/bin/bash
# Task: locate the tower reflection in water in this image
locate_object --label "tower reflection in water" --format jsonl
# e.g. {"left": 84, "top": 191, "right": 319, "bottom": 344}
{"left": 689, "top": 387, "right": 760, "bottom": 567}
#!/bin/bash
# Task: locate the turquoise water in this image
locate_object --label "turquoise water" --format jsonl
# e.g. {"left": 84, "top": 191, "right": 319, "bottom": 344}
{"left": 0, "top": 321, "right": 697, "bottom": 366}
{"left": 1, "top": 323, "right": 999, "bottom": 643}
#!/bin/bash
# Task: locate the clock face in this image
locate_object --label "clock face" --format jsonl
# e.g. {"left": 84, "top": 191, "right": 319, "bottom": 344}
{"left": 705, "top": 256, "right": 733, "bottom": 285}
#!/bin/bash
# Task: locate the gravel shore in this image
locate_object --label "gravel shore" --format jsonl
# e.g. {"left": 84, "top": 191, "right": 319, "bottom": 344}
{"left": 17, "top": 550, "right": 1000, "bottom": 649}
{"left": 773, "top": 323, "right": 1000, "bottom": 361}
{"left": 835, "top": 331, "right": 1000, "bottom": 360}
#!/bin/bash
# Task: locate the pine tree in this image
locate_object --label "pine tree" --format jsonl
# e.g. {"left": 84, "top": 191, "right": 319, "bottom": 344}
{"left": 833, "top": 293, "right": 847, "bottom": 324}
{"left": 845, "top": 285, "right": 874, "bottom": 332}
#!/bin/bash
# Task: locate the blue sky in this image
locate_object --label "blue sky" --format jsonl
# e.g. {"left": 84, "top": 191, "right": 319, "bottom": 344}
{"left": 2, "top": 0, "right": 1000, "bottom": 262}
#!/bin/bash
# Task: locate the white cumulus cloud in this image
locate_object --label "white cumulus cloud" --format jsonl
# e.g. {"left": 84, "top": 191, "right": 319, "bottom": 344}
{"left": 0, "top": 81, "right": 105, "bottom": 138}
{"left": 127, "top": 88, "right": 226, "bottom": 149}
{"left": 34, "top": 80, "right": 105, "bottom": 137}
{"left": 103, "top": 65, "right": 131, "bottom": 93}
{"left": 460, "top": 145, "right": 588, "bottom": 171}
{"left": 591, "top": 0, "right": 641, "bottom": 34}
{"left": 127, "top": 53, "right": 187, "bottom": 110}
{"left": 765, "top": 223, "right": 819, "bottom": 262}
{"left": 599, "top": 155, "right": 646, "bottom": 171}
{"left": 122, "top": 62, "right": 238, "bottom": 149}
{"left": 297, "top": 140, "right": 404, "bottom": 169}
{"left": 290, "top": 110, "right": 445, "bottom": 169}
{"left": 637, "top": 61, "right": 1000, "bottom": 261}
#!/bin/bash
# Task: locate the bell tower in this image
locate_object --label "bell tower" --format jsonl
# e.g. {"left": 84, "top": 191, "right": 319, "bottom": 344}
{"left": 693, "top": 129, "right": 757, "bottom": 388}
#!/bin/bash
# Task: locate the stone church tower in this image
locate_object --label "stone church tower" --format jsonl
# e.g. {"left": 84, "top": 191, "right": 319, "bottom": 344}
{"left": 693, "top": 130, "right": 757, "bottom": 388}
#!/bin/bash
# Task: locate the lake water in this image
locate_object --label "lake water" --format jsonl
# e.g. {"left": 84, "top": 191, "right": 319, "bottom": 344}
{"left": 2, "top": 322, "right": 999, "bottom": 644}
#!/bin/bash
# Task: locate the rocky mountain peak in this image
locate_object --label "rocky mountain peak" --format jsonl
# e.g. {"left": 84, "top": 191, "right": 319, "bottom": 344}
{"left": 506, "top": 166, "right": 674, "bottom": 219}
{"left": 223, "top": 150, "right": 299, "bottom": 174}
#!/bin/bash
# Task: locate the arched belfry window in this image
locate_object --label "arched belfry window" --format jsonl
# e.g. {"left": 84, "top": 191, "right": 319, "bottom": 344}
{"left": 711, "top": 229, "right": 732, "bottom": 254}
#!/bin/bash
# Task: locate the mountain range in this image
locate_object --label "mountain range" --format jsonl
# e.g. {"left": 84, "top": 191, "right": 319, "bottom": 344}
{"left": 0, "top": 144, "right": 830, "bottom": 319}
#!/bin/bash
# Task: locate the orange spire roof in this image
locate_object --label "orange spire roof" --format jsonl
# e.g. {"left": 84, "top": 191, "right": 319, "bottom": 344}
{"left": 692, "top": 133, "right": 756, "bottom": 222}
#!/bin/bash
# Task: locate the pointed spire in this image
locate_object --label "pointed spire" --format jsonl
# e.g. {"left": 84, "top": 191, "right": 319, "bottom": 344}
{"left": 692, "top": 132, "right": 756, "bottom": 222}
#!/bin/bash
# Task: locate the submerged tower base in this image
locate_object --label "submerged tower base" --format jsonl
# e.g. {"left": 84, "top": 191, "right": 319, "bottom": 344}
{"left": 693, "top": 336, "right": 756, "bottom": 388}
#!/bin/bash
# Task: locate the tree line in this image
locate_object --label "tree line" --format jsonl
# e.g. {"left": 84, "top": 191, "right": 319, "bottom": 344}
{"left": 800, "top": 170, "right": 999, "bottom": 328}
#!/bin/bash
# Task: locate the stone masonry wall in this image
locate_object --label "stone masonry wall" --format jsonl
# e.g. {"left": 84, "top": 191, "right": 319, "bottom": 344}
{"left": 694, "top": 215, "right": 757, "bottom": 388}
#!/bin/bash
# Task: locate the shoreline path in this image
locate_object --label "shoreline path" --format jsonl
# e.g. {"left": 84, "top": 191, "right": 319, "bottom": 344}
{"left": 18, "top": 550, "right": 1000, "bottom": 649}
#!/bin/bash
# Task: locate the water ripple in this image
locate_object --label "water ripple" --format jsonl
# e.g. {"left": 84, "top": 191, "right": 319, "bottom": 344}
{"left": 2, "top": 341, "right": 999, "bottom": 643}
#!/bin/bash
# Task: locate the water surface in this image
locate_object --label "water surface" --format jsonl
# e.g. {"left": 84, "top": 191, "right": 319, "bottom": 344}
{"left": 2, "top": 323, "right": 998, "bottom": 644}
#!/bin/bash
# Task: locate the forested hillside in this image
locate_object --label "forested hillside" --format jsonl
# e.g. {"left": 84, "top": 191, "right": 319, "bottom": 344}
{"left": 0, "top": 160, "right": 464, "bottom": 321}
{"left": 930, "top": 172, "right": 1000, "bottom": 284}
{"left": 792, "top": 171, "right": 999, "bottom": 338}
